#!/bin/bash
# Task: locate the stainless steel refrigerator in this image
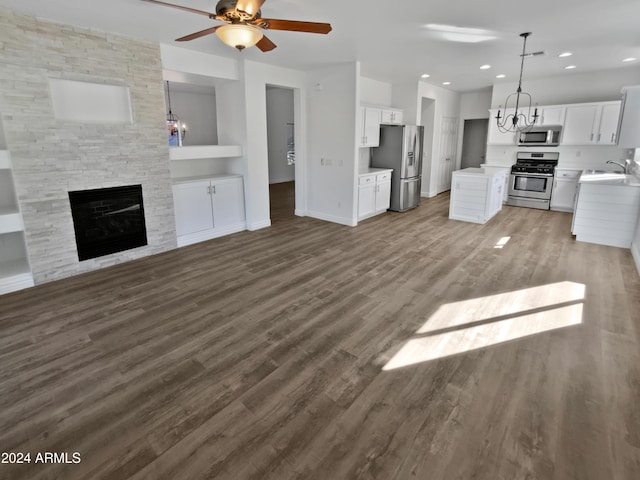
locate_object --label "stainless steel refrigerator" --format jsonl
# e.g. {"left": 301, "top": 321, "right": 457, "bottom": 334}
{"left": 370, "top": 124, "right": 424, "bottom": 212}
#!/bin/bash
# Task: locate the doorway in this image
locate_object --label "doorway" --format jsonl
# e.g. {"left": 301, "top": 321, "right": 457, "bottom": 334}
{"left": 460, "top": 119, "right": 489, "bottom": 169}
{"left": 266, "top": 86, "right": 295, "bottom": 223}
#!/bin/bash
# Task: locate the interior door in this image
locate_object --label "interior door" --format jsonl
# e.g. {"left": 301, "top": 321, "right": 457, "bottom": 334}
{"left": 438, "top": 116, "right": 459, "bottom": 193}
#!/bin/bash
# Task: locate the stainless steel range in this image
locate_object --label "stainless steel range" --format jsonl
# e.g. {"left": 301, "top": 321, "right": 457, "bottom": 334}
{"left": 507, "top": 152, "right": 559, "bottom": 210}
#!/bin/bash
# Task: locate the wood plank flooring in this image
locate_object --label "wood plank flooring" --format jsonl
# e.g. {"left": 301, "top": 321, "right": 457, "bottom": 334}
{"left": 1, "top": 187, "right": 640, "bottom": 480}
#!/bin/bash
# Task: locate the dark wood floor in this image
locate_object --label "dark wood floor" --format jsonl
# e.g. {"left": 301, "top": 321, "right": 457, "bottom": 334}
{"left": 2, "top": 187, "right": 640, "bottom": 480}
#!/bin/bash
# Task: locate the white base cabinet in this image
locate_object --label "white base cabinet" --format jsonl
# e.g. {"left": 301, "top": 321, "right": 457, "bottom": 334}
{"left": 172, "top": 175, "right": 246, "bottom": 247}
{"left": 358, "top": 169, "right": 392, "bottom": 221}
{"left": 572, "top": 181, "right": 640, "bottom": 248}
{"left": 449, "top": 168, "right": 506, "bottom": 224}
{"left": 551, "top": 169, "right": 581, "bottom": 212}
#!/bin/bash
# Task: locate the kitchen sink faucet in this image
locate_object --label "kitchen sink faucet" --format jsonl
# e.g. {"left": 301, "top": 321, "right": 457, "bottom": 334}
{"left": 606, "top": 159, "right": 630, "bottom": 174}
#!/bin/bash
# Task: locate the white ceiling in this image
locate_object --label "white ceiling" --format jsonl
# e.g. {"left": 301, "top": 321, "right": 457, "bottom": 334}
{"left": 0, "top": 0, "right": 639, "bottom": 92}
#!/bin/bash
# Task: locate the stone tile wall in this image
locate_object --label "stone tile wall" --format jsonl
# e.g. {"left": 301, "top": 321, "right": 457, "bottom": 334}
{"left": 0, "top": 8, "right": 177, "bottom": 284}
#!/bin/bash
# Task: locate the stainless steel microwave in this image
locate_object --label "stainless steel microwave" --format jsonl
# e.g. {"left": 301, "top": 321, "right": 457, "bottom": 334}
{"left": 518, "top": 126, "right": 562, "bottom": 146}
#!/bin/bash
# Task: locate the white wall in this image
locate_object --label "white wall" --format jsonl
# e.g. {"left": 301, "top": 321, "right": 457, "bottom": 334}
{"left": 490, "top": 65, "right": 640, "bottom": 107}
{"left": 416, "top": 81, "right": 461, "bottom": 197}
{"left": 360, "top": 77, "right": 392, "bottom": 106}
{"left": 242, "top": 60, "right": 307, "bottom": 229}
{"left": 456, "top": 89, "right": 492, "bottom": 171}
{"left": 460, "top": 89, "right": 492, "bottom": 119}
{"left": 168, "top": 88, "right": 218, "bottom": 146}
{"left": 307, "top": 63, "right": 359, "bottom": 226}
{"left": 266, "top": 86, "right": 295, "bottom": 184}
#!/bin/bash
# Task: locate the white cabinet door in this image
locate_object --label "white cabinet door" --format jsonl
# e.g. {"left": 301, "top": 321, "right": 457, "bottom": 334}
{"left": 375, "top": 181, "right": 391, "bottom": 212}
{"left": 562, "top": 104, "right": 599, "bottom": 145}
{"left": 360, "top": 107, "right": 381, "bottom": 147}
{"left": 172, "top": 180, "right": 213, "bottom": 236}
{"left": 211, "top": 177, "right": 245, "bottom": 229}
{"left": 551, "top": 178, "right": 579, "bottom": 212}
{"left": 596, "top": 103, "right": 621, "bottom": 145}
{"left": 487, "top": 109, "right": 517, "bottom": 145}
{"left": 358, "top": 182, "right": 376, "bottom": 219}
{"left": 381, "top": 109, "right": 403, "bottom": 125}
{"left": 538, "top": 106, "right": 566, "bottom": 126}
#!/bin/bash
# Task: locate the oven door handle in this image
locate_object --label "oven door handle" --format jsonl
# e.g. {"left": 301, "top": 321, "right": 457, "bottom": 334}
{"left": 510, "top": 172, "right": 554, "bottom": 178}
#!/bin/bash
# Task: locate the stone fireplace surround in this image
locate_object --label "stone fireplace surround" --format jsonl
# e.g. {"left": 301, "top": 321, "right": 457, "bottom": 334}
{"left": 0, "top": 8, "right": 177, "bottom": 285}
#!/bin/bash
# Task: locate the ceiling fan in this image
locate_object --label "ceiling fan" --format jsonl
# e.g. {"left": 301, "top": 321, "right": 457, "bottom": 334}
{"left": 141, "top": 0, "right": 332, "bottom": 52}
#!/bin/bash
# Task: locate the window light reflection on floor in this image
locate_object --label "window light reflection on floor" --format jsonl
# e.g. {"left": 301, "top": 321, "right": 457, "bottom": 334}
{"left": 494, "top": 236, "right": 511, "bottom": 249}
{"left": 383, "top": 281, "right": 585, "bottom": 370}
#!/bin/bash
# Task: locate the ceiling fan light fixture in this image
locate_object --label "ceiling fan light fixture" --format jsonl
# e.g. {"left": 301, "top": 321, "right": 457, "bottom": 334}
{"left": 215, "top": 24, "right": 263, "bottom": 50}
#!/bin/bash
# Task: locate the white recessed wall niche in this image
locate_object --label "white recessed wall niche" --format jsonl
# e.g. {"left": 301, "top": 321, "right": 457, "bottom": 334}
{"left": 48, "top": 78, "right": 133, "bottom": 123}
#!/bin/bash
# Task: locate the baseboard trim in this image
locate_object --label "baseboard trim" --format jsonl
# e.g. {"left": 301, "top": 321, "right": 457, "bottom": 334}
{"left": 177, "top": 223, "right": 247, "bottom": 247}
{"left": 632, "top": 241, "right": 640, "bottom": 277}
{"left": 306, "top": 210, "right": 357, "bottom": 227}
{"left": 247, "top": 220, "right": 271, "bottom": 231}
{"left": 294, "top": 209, "right": 305, "bottom": 217}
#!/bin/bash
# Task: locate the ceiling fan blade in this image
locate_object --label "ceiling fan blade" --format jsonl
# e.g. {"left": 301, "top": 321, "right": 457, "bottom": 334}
{"left": 176, "top": 26, "right": 221, "bottom": 42}
{"left": 140, "top": 0, "right": 216, "bottom": 19}
{"left": 256, "top": 34, "right": 277, "bottom": 52}
{"left": 235, "top": 0, "right": 266, "bottom": 18}
{"left": 257, "top": 18, "right": 332, "bottom": 34}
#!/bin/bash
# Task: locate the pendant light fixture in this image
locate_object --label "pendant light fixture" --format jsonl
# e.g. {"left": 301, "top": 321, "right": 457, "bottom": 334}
{"left": 495, "top": 32, "right": 540, "bottom": 133}
{"left": 165, "top": 81, "right": 187, "bottom": 146}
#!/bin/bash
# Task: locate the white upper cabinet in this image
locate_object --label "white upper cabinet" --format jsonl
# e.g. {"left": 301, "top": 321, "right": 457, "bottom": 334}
{"left": 536, "top": 106, "right": 566, "bottom": 126}
{"left": 380, "top": 108, "right": 403, "bottom": 125}
{"left": 597, "top": 103, "right": 621, "bottom": 145}
{"left": 562, "top": 104, "right": 599, "bottom": 145}
{"left": 487, "top": 109, "right": 517, "bottom": 145}
{"left": 360, "top": 106, "right": 381, "bottom": 147}
{"left": 561, "top": 101, "right": 621, "bottom": 145}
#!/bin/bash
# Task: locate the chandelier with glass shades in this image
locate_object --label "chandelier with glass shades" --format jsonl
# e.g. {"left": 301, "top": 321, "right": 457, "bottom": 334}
{"left": 495, "top": 32, "right": 541, "bottom": 133}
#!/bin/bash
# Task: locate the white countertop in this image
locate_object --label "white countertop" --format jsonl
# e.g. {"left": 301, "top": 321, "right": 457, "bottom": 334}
{"left": 454, "top": 167, "right": 506, "bottom": 177}
{"left": 579, "top": 170, "right": 640, "bottom": 187}
{"left": 359, "top": 167, "right": 393, "bottom": 175}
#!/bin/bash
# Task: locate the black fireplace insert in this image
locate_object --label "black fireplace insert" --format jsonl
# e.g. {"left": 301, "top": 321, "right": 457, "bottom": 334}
{"left": 68, "top": 185, "right": 148, "bottom": 261}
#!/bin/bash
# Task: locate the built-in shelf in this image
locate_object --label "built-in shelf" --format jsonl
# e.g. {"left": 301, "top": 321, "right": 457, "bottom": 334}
{"left": 0, "top": 150, "right": 11, "bottom": 169}
{"left": 169, "top": 145, "right": 242, "bottom": 161}
{"left": 0, "top": 231, "right": 34, "bottom": 295}
{"left": 0, "top": 212, "right": 25, "bottom": 234}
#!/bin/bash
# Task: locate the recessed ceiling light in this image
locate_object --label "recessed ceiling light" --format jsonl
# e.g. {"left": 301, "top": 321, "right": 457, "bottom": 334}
{"left": 558, "top": 52, "right": 573, "bottom": 58}
{"left": 496, "top": 74, "right": 506, "bottom": 78}
{"left": 480, "top": 64, "right": 491, "bottom": 70}
{"left": 565, "top": 65, "right": 577, "bottom": 70}
{"left": 421, "top": 74, "right": 430, "bottom": 78}
{"left": 442, "top": 81, "right": 452, "bottom": 85}
{"left": 623, "top": 57, "right": 637, "bottom": 62}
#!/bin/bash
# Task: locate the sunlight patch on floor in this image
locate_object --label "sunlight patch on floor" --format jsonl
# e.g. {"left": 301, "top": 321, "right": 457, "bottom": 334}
{"left": 383, "top": 281, "right": 585, "bottom": 370}
{"left": 494, "top": 236, "right": 511, "bottom": 249}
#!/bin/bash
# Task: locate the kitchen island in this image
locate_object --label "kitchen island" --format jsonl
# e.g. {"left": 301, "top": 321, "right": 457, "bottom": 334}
{"left": 449, "top": 167, "right": 507, "bottom": 224}
{"left": 572, "top": 170, "right": 640, "bottom": 248}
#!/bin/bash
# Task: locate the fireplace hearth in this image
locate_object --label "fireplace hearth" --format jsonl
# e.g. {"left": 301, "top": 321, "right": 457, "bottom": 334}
{"left": 68, "top": 185, "right": 148, "bottom": 261}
